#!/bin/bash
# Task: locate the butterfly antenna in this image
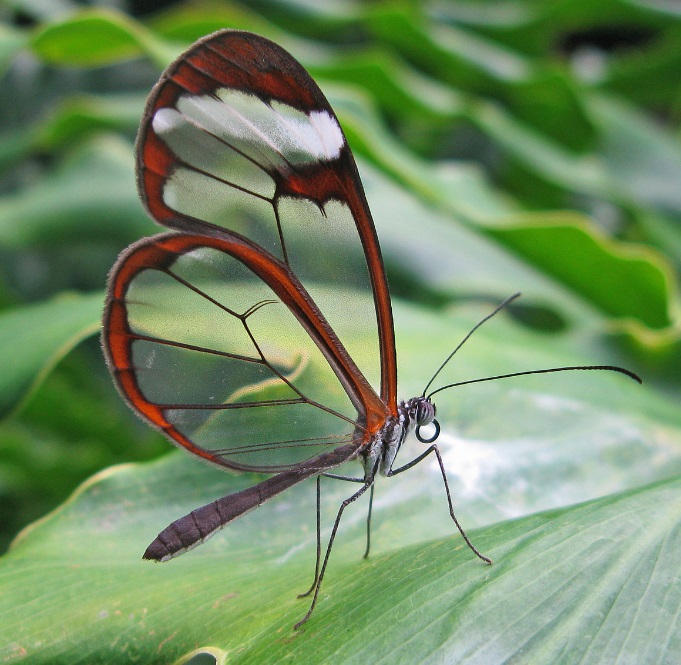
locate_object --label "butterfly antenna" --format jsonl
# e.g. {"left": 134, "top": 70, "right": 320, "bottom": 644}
{"left": 427, "top": 365, "right": 641, "bottom": 400}
{"left": 421, "top": 292, "right": 522, "bottom": 397}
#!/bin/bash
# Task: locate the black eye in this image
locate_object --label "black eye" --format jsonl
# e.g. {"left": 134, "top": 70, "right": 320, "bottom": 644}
{"left": 416, "top": 399, "right": 435, "bottom": 426}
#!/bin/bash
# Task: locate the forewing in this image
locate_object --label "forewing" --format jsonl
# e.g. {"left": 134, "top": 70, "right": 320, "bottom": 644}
{"left": 103, "top": 231, "right": 385, "bottom": 472}
{"left": 136, "top": 30, "right": 396, "bottom": 407}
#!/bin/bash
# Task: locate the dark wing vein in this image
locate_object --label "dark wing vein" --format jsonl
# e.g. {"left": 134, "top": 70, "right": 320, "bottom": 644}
{"left": 211, "top": 434, "right": 355, "bottom": 456}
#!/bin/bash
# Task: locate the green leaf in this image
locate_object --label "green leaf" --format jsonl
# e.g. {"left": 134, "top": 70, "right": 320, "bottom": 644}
{"left": 147, "top": 3, "right": 281, "bottom": 44}
{"left": 357, "top": 161, "right": 676, "bottom": 351}
{"left": 2, "top": 298, "right": 678, "bottom": 663}
{"left": 311, "top": 48, "right": 463, "bottom": 129}
{"left": 0, "top": 292, "right": 102, "bottom": 416}
{"left": 35, "top": 94, "right": 145, "bottom": 150}
{"left": 0, "top": 135, "right": 154, "bottom": 248}
{"left": 30, "top": 9, "right": 179, "bottom": 67}
{"left": 487, "top": 216, "right": 674, "bottom": 329}
{"left": 5, "top": 472, "right": 680, "bottom": 663}
{"left": 0, "top": 93, "right": 145, "bottom": 173}
{"left": 585, "top": 94, "right": 681, "bottom": 214}
{"left": 471, "top": 101, "right": 612, "bottom": 199}
{"left": 367, "top": 6, "right": 532, "bottom": 87}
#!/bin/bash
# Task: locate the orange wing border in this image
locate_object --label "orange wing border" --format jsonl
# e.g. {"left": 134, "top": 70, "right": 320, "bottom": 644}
{"left": 103, "top": 229, "right": 389, "bottom": 470}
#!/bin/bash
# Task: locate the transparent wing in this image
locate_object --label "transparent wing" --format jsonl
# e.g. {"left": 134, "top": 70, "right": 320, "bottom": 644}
{"left": 136, "top": 30, "right": 396, "bottom": 407}
{"left": 103, "top": 231, "right": 387, "bottom": 472}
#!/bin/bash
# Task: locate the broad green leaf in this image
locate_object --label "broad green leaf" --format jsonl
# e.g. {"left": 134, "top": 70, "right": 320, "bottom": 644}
{"left": 0, "top": 136, "right": 154, "bottom": 248}
{"left": 147, "top": 3, "right": 281, "bottom": 43}
{"left": 30, "top": 9, "right": 179, "bottom": 67}
{"left": 503, "top": 68, "right": 595, "bottom": 151}
{"left": 0, "top": 351, "right": 166, "bottom": 554}
{"left": 364, "top": 6, "right": 593, "bottom": 148}
{"left": 2, "top": 298, "right": 678, "bottom": 663}
{"left": 0, "top": 292, "right": 102, "bottom": 416}
{"left": 0, "top": 94, "right": 145, "bottom": 172}
{"left": 487, "top": 216, "right": 674, "bottom": 329}
{"left": 471, "top": 101, "right": 612, "bottom": 198}
{"left": 311, "top": 49, "right": 463, "bottom": 128}
{"left": 606, "top": 21, "right": 681, "bottom": 109}
{"left": 638, "top": 209, "right": 681, "bottom": 269}
{"left": 585, "top": 94, "right": 681, "bottom": 214}
{"left": 358, "top": 161, "right": 676, "bottom": 348}
{"left": 5, "top": 470, "right": 679, "bottom": 664}
{"left": 367, "top": 6, "right": 531, "bottom": 87}
{"left": 34, "top": 94, "right": 145, "bottom": 151}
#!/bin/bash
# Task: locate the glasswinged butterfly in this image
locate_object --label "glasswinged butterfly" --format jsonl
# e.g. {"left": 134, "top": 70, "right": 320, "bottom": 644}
{"left": 102, "top": 30, "right": 640, "bottom": 628}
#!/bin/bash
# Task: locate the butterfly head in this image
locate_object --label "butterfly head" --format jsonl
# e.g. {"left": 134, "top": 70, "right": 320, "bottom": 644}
{"left": 402, "top": 396, "right": 440, "bottom": 444}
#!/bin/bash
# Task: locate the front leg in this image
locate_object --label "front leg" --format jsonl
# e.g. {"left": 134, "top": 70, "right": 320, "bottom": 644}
{"left": 388, "top": 444, "right": 492, "bottom": 565}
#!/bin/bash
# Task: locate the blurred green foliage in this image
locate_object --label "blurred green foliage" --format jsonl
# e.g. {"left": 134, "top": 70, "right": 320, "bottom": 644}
{"left": 0, "top": 0, "right": 679, "bottom": 662}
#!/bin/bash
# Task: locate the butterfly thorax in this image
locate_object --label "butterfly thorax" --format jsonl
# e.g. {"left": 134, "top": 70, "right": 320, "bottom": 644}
{"left": 362, "top": 396, "right": 436, "bottom": 480}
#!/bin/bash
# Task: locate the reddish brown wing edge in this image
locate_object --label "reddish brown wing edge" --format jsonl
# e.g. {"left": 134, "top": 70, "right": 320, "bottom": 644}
{"left": 135, "top": 29, "right": 398, "bottom": 410}
{"left": 102, "top": 231, "right": 391, "bottom": 470}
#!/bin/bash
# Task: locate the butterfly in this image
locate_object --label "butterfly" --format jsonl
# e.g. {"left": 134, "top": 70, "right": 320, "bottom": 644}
{"left": 102, "top": 30, "right": 640, "bottom": 628}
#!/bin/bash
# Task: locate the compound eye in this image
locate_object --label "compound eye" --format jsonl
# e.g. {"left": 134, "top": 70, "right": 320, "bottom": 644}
{"left": 416, "top": 399, "right": 435, "bottom": 426}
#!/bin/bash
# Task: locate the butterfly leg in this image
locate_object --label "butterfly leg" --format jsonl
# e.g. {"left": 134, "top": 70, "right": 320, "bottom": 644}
{"left": 321, "top": 471, "right": 372, "bottom": 557}
{"left": 388, "top": 444, "right": 492, "bottom": 565}
{"left": 297, "top": 475, "right": 322, "bottom": 599}
{"left": 297, "top": 470, "right": 370, "bottom": 599}
{"left": 294, "top": 477, "right": 374, "bottom": 630}
{"left": 363, "top": 484, "right": 374, "bottom": 559}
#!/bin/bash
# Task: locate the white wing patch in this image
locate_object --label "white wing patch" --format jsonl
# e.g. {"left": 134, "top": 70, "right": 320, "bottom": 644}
{"left": 269, "top": 103, "right": 344, "bottom": 161}
{"left": 308, "top": 110, "right": 344, "bottom": 160}
{"left": 154, "top": 89, "right": 344, "bottom": 172}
